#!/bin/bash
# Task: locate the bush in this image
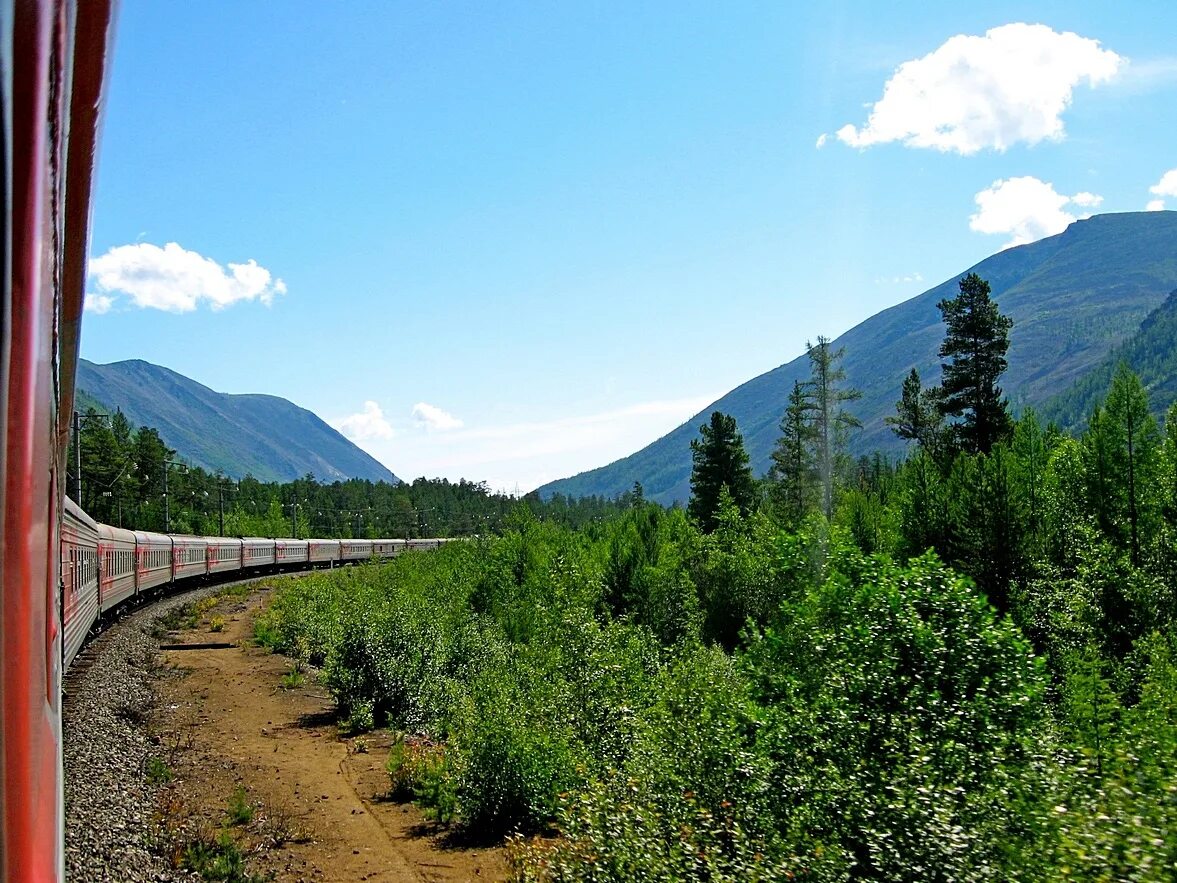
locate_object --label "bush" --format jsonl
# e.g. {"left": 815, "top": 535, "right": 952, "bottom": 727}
{"left": 742, "top": 549, "right": 1053, "bottom": 880}
{"left": 387, "top": 735, "right": 458, "bottom": 822}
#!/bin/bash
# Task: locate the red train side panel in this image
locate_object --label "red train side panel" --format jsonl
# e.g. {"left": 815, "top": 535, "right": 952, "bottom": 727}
{"left": 205, "top": 537, "right": 244, "bottom": 575}
{"left": 308, "top": 539, "right": 341, "bottom": 564}
{"left": 172, "top": 535, "right": 208, "bottom": 581}
{"left": 133, "top": 532, "right": 173, "bottom": 593}
{"left": 98, "top": 524, "right": 137, "bottom": 612}
{"left": 61, "top": 500, "right": 100, "bottom": 668}
{"left": 1, "top": 1, "right": 116, "bottom": 879}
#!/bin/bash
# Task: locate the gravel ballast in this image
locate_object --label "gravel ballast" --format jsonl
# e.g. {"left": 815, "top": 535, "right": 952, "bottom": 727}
{"left": 63, "top": 583, "right": 228, "bottom": 883}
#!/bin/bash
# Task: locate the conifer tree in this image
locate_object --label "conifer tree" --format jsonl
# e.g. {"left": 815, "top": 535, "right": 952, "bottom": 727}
{"left": 887, "top": 367, "right": 945, "bottom": 457}
{"left": 936, "top": 273, "right": 1014, "bottom": 454}
{"left": 807, "top": 336, "right": 861, "bottom": 518}
{"left": 1083, "top": 404, "right": 1117, "bottom": 540}
{"left": 898, "top": 449, "right": 949, "bottom": 558}
{"left": 769, "top": 380, "right": 819, "bottom": 525}
{"left": 1102, "top": 364, "right": 1161, "bottom": 564}
{"left": 688, "top": 411, "right": 756, "bottom": 533}
{"left": 1162, "top": 403, "right": 1177, "bottom": 531}
{"left": 1011, "top": 409, "right": 1051, "bottom": 555}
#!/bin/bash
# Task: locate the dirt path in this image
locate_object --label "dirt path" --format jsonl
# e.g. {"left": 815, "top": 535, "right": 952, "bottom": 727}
{"left": 151, "top": 582, "right": 508, "bottom": 882}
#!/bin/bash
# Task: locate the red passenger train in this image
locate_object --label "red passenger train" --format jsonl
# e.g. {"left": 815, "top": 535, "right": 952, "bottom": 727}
{"left": 2, "top": 4, "right": 444, "bottom": 878}
{"left": 60, "top": 508, "right": 444, "bottom": 668}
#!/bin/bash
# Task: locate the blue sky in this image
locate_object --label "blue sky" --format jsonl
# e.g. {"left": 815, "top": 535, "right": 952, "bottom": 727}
{"left": 82, "top": 1, "right": 1177, "bottom": 492}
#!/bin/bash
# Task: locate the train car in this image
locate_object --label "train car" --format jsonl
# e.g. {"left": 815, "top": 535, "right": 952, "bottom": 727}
{"left": 371, "top": 539, "right": 404, "bottom": 560}
{"left": 134, "top": 531, "right": 174, "bottom": 593}
{"left": 172, "top": 535, "right": 209, "bottom": 582}
{"left": 275, "top": 539, "right": 310, "bottom": 566}
{"left": 371, "top": 539, "right": 405, "bottom": 559}
{"left": 97, "top": 524, "right": 137, "bottom": 613}
{"left": 340, "top": 539, "right": 373, "bottom": 562}
{"left": 407, "top": 538, "right": 445, "bottom": 551}
{"left": 242, "top": 537, "right": 277, "bottom": 568}
{"left": 206, "top": 537, "right": 244, "bottom": 575}
{"left": 308, "top": 539, "right": 341, "bottom": 565}
{"left": 61, "top": 499, "right": 101, "bottom": 668}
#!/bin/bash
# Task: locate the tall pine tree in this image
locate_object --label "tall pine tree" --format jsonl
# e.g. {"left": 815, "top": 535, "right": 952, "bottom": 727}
{"left": 887, "top": 367, "right": 945, "bottom": 458}
{"left": 769, "top": 380, "right": 819, "bottom": 525}
{"left": 936, "top": 273, "right": 1013, "bottom": 455}
{"left": 688, "top": 411, "right": 756, "bottom": 533}
{"left": 1102, "top": 363, "right": 1161, "bottom": 565}
{"left": 807, "top": 336, "right": 861, "bottom": 518}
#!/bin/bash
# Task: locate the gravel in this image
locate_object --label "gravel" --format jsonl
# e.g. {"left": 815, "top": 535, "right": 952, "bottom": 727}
{"left": 63, "top": 584, "right": 228, "bottom": 883}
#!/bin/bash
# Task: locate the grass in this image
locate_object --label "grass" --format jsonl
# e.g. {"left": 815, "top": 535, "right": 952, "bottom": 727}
{"left": 279, "top": 668, "right": 304, "bottom": 690}
{"left": 225, "top": 786, "right": 254, "bottom": 827}
{"left": 146, "top": 756, "right": 174, "bottom": 785}
{"left": 179, "top": 829, "right": 262, "bottom": 883}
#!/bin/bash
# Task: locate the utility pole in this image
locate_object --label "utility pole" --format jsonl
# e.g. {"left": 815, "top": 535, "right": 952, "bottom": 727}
{"left": 162, "top": 459, "right": 186, "bottom": 533}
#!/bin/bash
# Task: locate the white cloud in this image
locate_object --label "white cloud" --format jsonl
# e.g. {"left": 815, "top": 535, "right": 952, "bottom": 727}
{"left": 874, "top": 272, "right": 924, "bottom": 285}
{"left": 1149, "top": 168, "right": 1177, "bottom": 198}
{"left": 87, "top": 241, "right": 287, "bottom": 313}
{"left": 83, "top": 292, "right": 115, "bottom": 314}
{"left": 970, "top": 176, "right": 1101, "bottom": 248}
{"left": 412, "top": 402, "right": 464, "bottom": 432}
{"left": 815, "top": 133, "right": 828, "bottom": 149}
{"left": 332, "top": 401, "right": 394, "bottom": 441}
{"left": 836, "top": 23, "right": 1121, "bottom": 154}
{"left": 1146, "top": 199, "right": 1166, "bottom": 212}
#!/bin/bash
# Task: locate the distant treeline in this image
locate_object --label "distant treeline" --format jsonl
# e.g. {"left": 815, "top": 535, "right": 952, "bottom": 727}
{"left": 69, "top": 410, "right": 628, "bottom": 537}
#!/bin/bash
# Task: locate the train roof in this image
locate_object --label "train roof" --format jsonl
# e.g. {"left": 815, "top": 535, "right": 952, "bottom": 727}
{"left": 63, "top": 496, "right": 99, "bottom": 529}
{"left": 96, "top": 523, "right": 136, "bottom": 542}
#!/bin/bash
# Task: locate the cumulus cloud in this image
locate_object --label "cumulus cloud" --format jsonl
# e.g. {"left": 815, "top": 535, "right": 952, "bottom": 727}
{"left": 83, "top": 292, "right": 115, "bottom": 314}
{"left": 1149, "top": 169, "right": 1177, "bottom": 207}
{"left": 1146, "top": 199, "right": 1166, "bottom": 212}
{"left": 412, "top": 402, "right": 464, "bottom": 432}
{"left": 815, "top": 133, "right": 829, "bottom": 149}
{"left": 970, "top": 176, "right": 1102, "bottom": 248}
{"left": 836, "top": 23, "right": 1122, "bottom": 154}
{"left": 87, "top": 241, "right": 287, "bottom": 313}
{"left": 333, "top": 401, "right": 395, "bottom": 441}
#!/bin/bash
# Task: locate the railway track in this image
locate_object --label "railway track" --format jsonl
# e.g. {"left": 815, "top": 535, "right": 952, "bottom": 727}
{"left": 63, "top": 579, "right": 242, "bottom": 882}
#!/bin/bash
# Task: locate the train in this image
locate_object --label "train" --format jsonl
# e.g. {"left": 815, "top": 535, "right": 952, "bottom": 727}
{"left": 60, "top": 497, "right": 448, "bottom": 667}
{"left": 0, "top": 2, "right": 446, "bottom": 877}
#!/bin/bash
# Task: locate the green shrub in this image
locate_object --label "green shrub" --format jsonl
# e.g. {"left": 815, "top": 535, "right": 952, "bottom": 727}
{"left": 146, "top": 755, "right": 173, "bottom": 785}
{"left": 742, "top": 549, "right": 1053, "bottom": 880}
{"left": 225, "top": 786, "right": 253, "bottom": 826}
{"left": 387, "top": 735, "right": 458, "bottom": 822}
{"left": 180, "top": 830, "right": 258, "bottom": 882}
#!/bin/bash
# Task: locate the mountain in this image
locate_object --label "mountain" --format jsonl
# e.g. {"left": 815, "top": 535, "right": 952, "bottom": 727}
{"left": 76, "top": 359, "right": 399, "bottom": 484}
{"left": 539, "top": 211, "right": 1177, "bottom": 505}
{"left": 1042, "top": 288, "right": 1177, "bottom": 431}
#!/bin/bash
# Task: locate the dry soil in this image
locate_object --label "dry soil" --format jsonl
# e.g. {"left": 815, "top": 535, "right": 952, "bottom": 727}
{"left": 151, "top": 582, "right": 508, "bottom": 882}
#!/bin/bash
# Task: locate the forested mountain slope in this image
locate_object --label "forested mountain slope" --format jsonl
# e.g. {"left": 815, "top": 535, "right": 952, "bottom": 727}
{"left": 1042, "top": 288, "right": 1177, "bottom": 431}
{"left": 540, "top": 211, "right": 1177, "bottom": 504}
{"left": 77, "top": 358, "right": 399, "bottom": 483}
